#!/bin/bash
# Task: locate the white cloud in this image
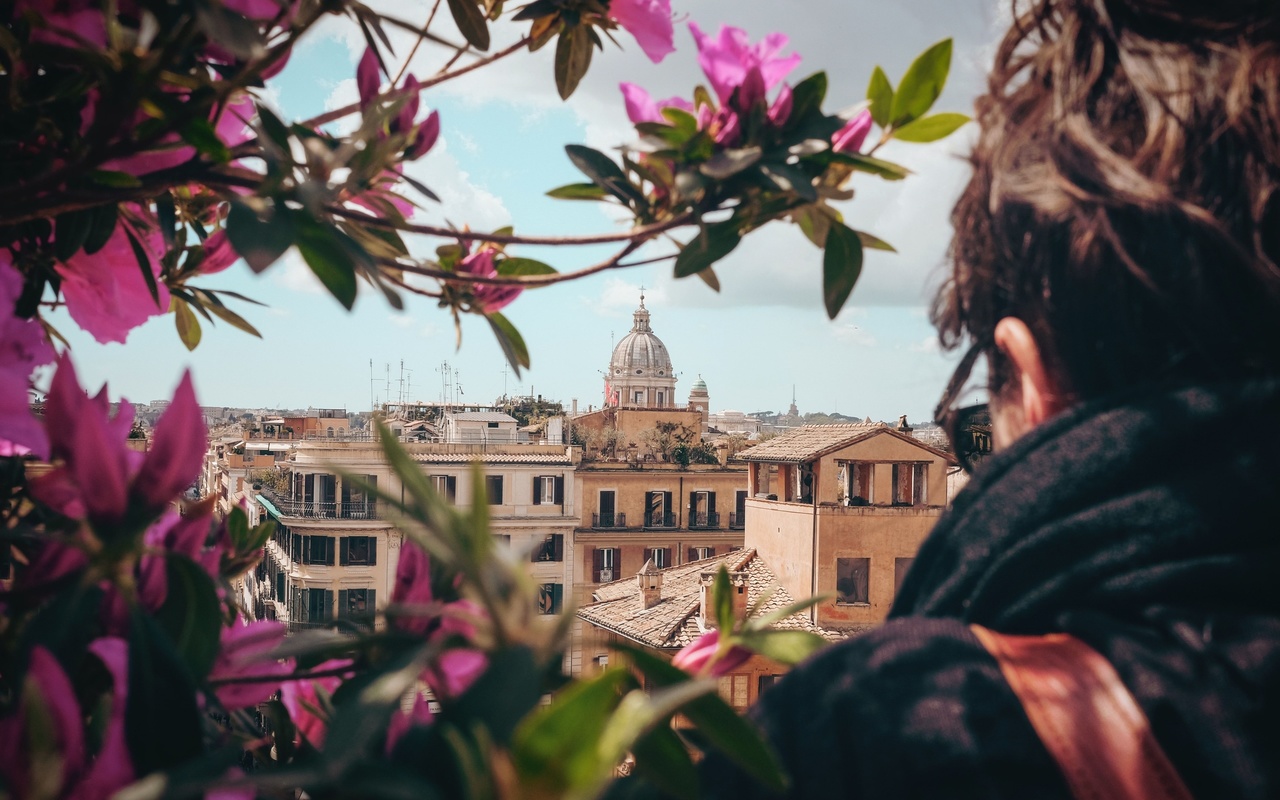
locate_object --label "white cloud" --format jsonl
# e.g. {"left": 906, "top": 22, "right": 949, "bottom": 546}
{"left": 908, "top": 335, "right": 941, "bottom": 354}
{"left": 272, "top": 251, "right": 328, "bottom": 295}
{"left": 588, "top": 276, "right": 667, "bottom": 318}
{"left": 833, "top": 323, "right": 877, "bottom": 347}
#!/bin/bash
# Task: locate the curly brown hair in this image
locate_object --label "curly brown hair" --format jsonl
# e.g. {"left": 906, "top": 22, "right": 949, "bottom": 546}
{"left": 933, "top": 0, "right": 1280, "bottom": 403}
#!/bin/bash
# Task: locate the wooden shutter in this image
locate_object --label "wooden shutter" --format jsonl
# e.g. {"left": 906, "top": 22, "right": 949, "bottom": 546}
{"left": 708, "top": 492, "right": 716, "bottom": 514}
{"left": 591, "top": 547, "right": 603, "bottom": 582}
{"left": 303, "top": 473, "right": 314, "bottom": 503}
{"left": 707, "top": 547, "right": 716, "bottom": 558}
{"left": 661, "top": 547, "right": 672, "bottom": 568}
{"left": 553, "top": 534, "right": 564, "bottom": 561}
{"left": 643, "top": 547, "right": 654, "bottom": 565}
{"left": 338, "top": 589, "right": 349, "bottom": 618}
{"left": 341, "top": 482, "right": 351, "bottom": 505}
{"left": 339, "top": 537, "right": 349, "bottom": 566}
{"left": 367, "top": 589, "right": 376, "bottom": 615}
{"left": 687, "top": 547, "right": 697, "bottom": 563}
{"left": 664, "top": 491, "right": 673, "bottom": 526}
{"left": 367, "top": 537, "right": 377, "bottom": 566}
{"left": 644, "top": 491, "right": 655, "bottom": 525}
{"left": 554, "top": 475, "right": 564, "bottom": 504}
{"left": 532, "top": 476, "right": 541, "bottom": 505}
{"left": 446, "top": 476, "right": 457, "bottom": 502}
{"left": 615, "top": 548, "right": 623, "bottom": 580}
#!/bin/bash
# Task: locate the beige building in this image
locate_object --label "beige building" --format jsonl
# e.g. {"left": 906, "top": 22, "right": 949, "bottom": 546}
{"left": 740, "top": 423, "right": 954, "bottom": 632}
{"left": 577, "top": 549, "right": 840, "bottom": 709}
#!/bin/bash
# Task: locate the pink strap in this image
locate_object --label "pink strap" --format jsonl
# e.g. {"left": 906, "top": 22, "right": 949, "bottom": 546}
{"left": 972, "top": 625, "right": 1194, "bottom": 800}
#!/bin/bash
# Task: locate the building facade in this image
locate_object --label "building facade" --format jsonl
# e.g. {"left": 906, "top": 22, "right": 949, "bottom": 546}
{"left": 606, "top": 296, "right": 677, "bottom": 409}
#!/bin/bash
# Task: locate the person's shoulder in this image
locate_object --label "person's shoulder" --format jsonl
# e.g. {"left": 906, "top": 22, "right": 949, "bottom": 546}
{"left": 710, "top": 617, "right": 1071, "bottom": 799}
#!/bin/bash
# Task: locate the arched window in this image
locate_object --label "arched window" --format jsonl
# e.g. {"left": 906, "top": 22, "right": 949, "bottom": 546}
{"left": 327, "top": 426, "right": 334, "bottom": 438}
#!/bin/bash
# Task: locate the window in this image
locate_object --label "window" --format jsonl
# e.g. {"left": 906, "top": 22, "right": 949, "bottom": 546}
{"left": 689, "top": 490, "right": 717, "bottom": 527}
{"left": 301, "top": 588, "right": 333, "bottom": 623}
{"left": 430, "top": 474, "right": 457, "bottom": 502}
{"left": 597, "top": 490, "right": 617, "bottom": 527}
{"left": 593, "top": 547, "right": 619, "bottom": 583}
{"left": 656, "top": 391, "right": 665, "bottom": 406}
{"left": 847, "top": 461, "right": 874, "bottom": 505}
{"left": 892, "top": 463, "right": 928, "bottom": 506}
{"left": 487, "top": 421, "right": 500, "bottom": 429}
{"left": 644, "top": 490, "right": 673, "bottom": 527}
{"left": 531, "top": 534, "right": 564, "bottom": 563}
{"left": 340, "top": 475, "right": 377, "bottom": 518}
{"left": 537, "top": 583, "right": 563, "bottom": 614}
{"left": 302, "top": 535, "right": 335, "bottom": 566}
{"left": 836, "top": 558, "right": 870, "bottom": 605}
{"left": 717, "top": 675, "right": 750, "bottom": 710}
{"left": 485, "top": 475, "right": 504, "bottom": 505}
{"left": 758, "top": 674, "right": 783, "bottom": 696}
{"left": 338, "top": 588, "right": 376, "bottom": 622}
{"left": 593, "top": 654, "right": 609, "bottom": 670}
{"left": 339, "top": 536, "right": 377, "bottom": 566}
{"left": 644, "top": 547, "right": 672, "bottom": 569}
{"left": 894, "top": 557, "right": 915, "bottom": 599}
{"left": 688, "top": 546, "right": 714, "bottom": 561}
{"left": 494, "top": 534, "right": 511, "bottom": 547}
{"left": 532, "top": 475, "right": 563, "bottom": 505}
{"left": 633, "top": 390, "right": 645, "bottom": 404}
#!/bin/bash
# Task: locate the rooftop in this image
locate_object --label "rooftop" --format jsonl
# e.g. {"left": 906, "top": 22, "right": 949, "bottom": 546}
{"left": 411, "top": 452, "right": 574, "bottom": 465}
{"left": 577, "top": 549, "right": 843, "bottom": 650}
{"left": 735, "top": 422, "right": 886, "bottom": 464}
{"left": 449, "top": 412, "right": 519, "bottom": 423}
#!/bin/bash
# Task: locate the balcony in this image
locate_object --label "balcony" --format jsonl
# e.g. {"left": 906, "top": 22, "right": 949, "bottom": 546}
{"left": 729, "top": 512, "right": 745, "bottom": 530}
{"left": 689, "top": 511, "right": 721, "bottom": 530}
{"left": 260, "top": 489, "right": 382, "bottom": 520}
{"left": 591, "top": 512, "right": 628, "bottom": 530}
{"left": 643, "top": 512, "right": 678, "bottom": 530}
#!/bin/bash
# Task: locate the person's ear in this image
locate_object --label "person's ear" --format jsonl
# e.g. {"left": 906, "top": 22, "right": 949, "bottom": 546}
{"left": 993, "top": 317, "right": 1063, "bottom": 427}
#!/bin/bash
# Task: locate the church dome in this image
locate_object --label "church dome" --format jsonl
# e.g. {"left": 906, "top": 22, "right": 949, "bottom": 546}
{"left": 609, "top": 298, "right": 673, "bottom": 379}
{"left": 690, "top": 376, "right": 708, "bottom": 394}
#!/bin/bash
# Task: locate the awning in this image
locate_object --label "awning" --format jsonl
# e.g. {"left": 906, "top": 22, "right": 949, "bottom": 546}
{"left": 256, "top": 495, "right": 282, "bottom": 518}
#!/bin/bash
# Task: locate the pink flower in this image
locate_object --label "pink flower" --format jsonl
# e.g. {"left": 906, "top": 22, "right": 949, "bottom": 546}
{"left": 608, "top": 0, "right": 674, "bottom": 64}
{"left": 391, "top": 540, "right": 435, "bottom": 635}
{"left": 768, "top": 83, "right": 794, "bottom": 127}
{"left": 16, "top": 0, "right": 108, "bottom": 48}
{"left": 392, "top": 75, "right": 420, "bottom": 135}
{"left": 619, "top": 83, "right": 694, "bottom": 125}
{"left": 832, "top": 109, "right": 873, "bottom": 154}
{"left": 427, "top": 648, "right": 487, "bottom": 699}
{"left": 357, "top": 46, "right": 381, "bottom": 110}
{"left": 672, "top": 630, "right": 752, "bottom": 677}
{"left": 280, "top": 659, "right": 353, "bottom": 748}
{"left": 29, "top": 357, "right": 207, "bottom": 529}
{"left": 712, "top": 108, "right": 742, "bottom": 146}
{"left": 0, "top": 640, "right": 132, "bottom": 800}
{"left": 455, "top": 248, "right": 521, "bottom": 314}
{"left": 385, "top": 691, "right": 433, "bottom": 754}
{"left": 405, "top": 110, "right": 440, "bottom": 161}
{"left": 211, "top": 620, "right": 295, "bottom": 710}
{"left": 688, "top": 23, "right": 802, "bottom": 106}
{"left": 55, "top": 216, "right": 168, "bottom": 344}
{"left": 0, "top": 252, "right": 55, "bottom": 458}
{"left": 222, "top": 0, "right": 289, "bottom": 19}
{"left": 199, "top": 230, "right": 239, "bottom": 274}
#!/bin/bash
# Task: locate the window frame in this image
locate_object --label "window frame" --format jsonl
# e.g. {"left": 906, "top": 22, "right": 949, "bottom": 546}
{"left": 835, "top": 557, "right": 871, "bottom": 606}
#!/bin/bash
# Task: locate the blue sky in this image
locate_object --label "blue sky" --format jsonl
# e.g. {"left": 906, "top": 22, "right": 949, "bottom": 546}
{"left": 51, "top": 1, "right": 999, "bottom": 422}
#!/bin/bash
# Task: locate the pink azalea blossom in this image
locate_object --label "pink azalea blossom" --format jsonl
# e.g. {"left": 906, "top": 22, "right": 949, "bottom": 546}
{"left": 385, "top": 690, "right": 434, "bottom": 754}
{"left": 222, "top": 0, "right": 289, "bottom": 19}
{"left": 211, "top": 620, "right": 295, "bottom": 710}
{"left": 0, "top": 252, "right": 55, "bottom": 457}
{"left": 16, "top": 0, "right": 109, "bottom": 48}
{"left": 28, "top": 357, "right": 207, "bottom": 530}
{"left": 832, "top": 109, "right": 873, "bottom": 154}
{"left": 608, "top": 0, "right": 674, "bottom": 64}
{"left": 427, "top": 648, "right": 488, "bottom": 699}
{"left": 767, "top": 83, "right": 794, "bottom": 127}
{"left": 405, "top": 110, "right": 441, "bottom": 161}
{"left": 671, "top": 630, "right": 752, "bottom": 677}
{"left": 199, "top": 230, "right": 239, "bottom": 274}
{"left": 688, "top": 23, "right": 802, "bottom": 106}
{"left": 0, "top": 640, "right": 132, "bottom": 800}
{"left": 455, "top": 248, "right": 521, "bottom": 314}
{"left": 55, "top": 217, "right": 168, "bottom": 345}
{"left": 280, "top": 659, "right": 353, "bottom": 748}
{"left": 391, "top": 539, "right": 435, "bottom": 635}
{"left": 619, "top": 83, "right": 694, "bottom": 125}
{"left": 357, "top": 46, "right": 381, "bottom": 110}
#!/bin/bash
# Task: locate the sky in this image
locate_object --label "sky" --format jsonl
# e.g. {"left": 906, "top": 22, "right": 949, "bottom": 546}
{"left": 50, "top": 0, "right": 1002, "bottom": 422}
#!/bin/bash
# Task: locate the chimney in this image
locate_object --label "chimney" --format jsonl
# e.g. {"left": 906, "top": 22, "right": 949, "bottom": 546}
{"left": 699, "top": 569, "right": 750, "bottom": 628}
{"left": 638, "top": 559, "right": 663, "bottom": 609}
{"left": 572, "top": 398, "right": 578, "bottom": 415}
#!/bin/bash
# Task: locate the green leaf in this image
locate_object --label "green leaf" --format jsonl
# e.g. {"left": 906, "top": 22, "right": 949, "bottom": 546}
{"left": 761, "top": 163, "right": 817, "bottom": 202}
{"left": 226, "top": 200, "right": 294, "bottom": 272}
{"left": 713, "top": 565, "right": 734, "bottom": 633}
{"left": 855, "top": 230, "right": 897, "bottom": 252}
{"left": 122, "top": 225, "right": 161, "bottom": 307}
{"left": 699, "top": 146, "right": 762, "bottom": 180}
{"left": 173, "top": 298, "right": 202, "bottom": 351}
{"left": 54, "top": 208, "right": 94, "bottom": 261}
{"left": 888, "top": 38, "right": 953, "bottom": 127}
{"left": 831, "top": 152, "right": 911, "bottom": 180}
{"left": 201, "top": 299, "right": 261, "bottom": 338}
{"left": 661, "top": 107, "right": 699, "bottom": 138}
{"left": 618, "top": 646, "right": 788, "bottom": 792}
{"left": 823, "top": 221, "right": 864, "bottom": 319}
{"left": 794, "top": 204, "right": 835, "bottom": 248}
{"left": 866, "top": 66, "right": 894, "bottom": 128}
{"left": 630, "top": 724, "right": 699, "bottom": 800}
{"left": 90, "top": 170, "right": 142, "bottom": 188}
{"left": 126, "top": 612, "right": 203, "bottom": 775}
{"left": 546, "top": 182, "right": 608, "bottom": 201}
{"left": 512, "top": 670, "right": 631, "bottom": 795}
{"left": 153, "top": 555, "right": 223, "bottom": 679}
{"left": 446, "top": 647, "right": 543, "bottom": 746}
{"left": 554, "top": 24, "right": 592, "bottom": 100}
{"left": 180, "top": 118, "right": 232, "bottom": 163}
{"left": 294, "top": 217, "right": 358, "bottom": 310}
{"left": 737, "top": 630, "right": 828, "bottom": 666}
{"left": 695, "top": 265, "right": 721, "bottom": 293}
{"left": 83, "top": 204, "right": 119, "bottom": 255}
{"left": 564, "top": 145, "right": 643, "bottom": 207}
{"left": 256, "top": 104, "right": 291, "bottom": 152}
{"left": 447, "top": 0, "right": 491, "bottom": 50}
{"left": 496, "top": 257, "right": 557, "bottom": 276}
{"left": 487, "top": 312, "right": 530, "bottom": 378}
{"left": 788, "top": 71, "right": 828, "bottom": 124}
{"left": 674, "top": 220, "right": 741, "bottom": 278}
{"left": 891, "top": 112, "right": 970, "bottom": 143}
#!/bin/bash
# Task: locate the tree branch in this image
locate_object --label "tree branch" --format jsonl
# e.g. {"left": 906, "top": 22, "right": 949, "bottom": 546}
{"left": 330, "top": 205, "right": 695, "bottom": 246}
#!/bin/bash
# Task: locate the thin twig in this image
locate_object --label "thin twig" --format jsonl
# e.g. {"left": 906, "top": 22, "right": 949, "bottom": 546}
{"left": 208, "top": 665, "right": 355, "bottom": 686}
{"left": 386, "top": 238, "right": 646, "bottom": 289}
{"left": 391, "top": 0, "right": 443, "bottom": 85}
{"left": 330, "top": 205, "right": 695, "bottom": 246}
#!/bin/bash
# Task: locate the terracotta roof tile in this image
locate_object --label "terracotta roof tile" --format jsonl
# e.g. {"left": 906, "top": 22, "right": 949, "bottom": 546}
{"left": 410, "top": 453, "right": 573, "bottom": 464}
{"left": 735, "top": 423, "right": 886, "bottom": 464}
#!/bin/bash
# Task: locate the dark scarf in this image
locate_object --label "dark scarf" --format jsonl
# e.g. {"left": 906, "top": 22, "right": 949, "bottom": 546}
{"left": 890, "top": 378, "right": 1280, "bottom": 630}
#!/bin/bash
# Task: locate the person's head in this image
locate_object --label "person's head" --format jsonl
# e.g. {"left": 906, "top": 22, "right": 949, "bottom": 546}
{"left": 933, "top": 0, "right": 1280, "bottom": 449}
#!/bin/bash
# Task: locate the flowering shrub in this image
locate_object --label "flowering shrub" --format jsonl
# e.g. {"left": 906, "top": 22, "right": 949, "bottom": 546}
{"left": 0, "top": 1, "right": 967, "bottom": 797}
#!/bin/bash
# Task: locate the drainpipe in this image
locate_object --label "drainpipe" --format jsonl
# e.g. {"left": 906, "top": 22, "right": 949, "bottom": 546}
{"left": 810, "top": 462, "right": 819, "bottom": 624}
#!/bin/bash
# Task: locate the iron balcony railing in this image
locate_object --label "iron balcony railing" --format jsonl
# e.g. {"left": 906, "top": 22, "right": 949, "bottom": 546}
{"left": 591, "top": 512, "right": 628, "bottom": 529}
{"left": 689, "top": 511, "right": 721, "bottom": 529}
{"left": 261, "top": 489, "right": 381, "bottom": 520}
{"left": 729, "top": 512, "right": 745, "bottom": 530}
{"left": 643, "top": 512, "right": 678, "bottom": 529}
